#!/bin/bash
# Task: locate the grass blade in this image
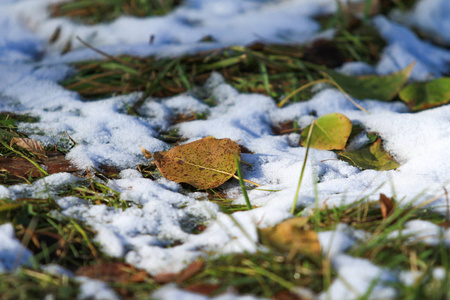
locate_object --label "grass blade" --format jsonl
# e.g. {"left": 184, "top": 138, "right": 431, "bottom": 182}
{"left": 235, "top": 155, "right": 252, "bottom": 210}
{"left": 290, "top": 121, "right": 314, "bottom": 214}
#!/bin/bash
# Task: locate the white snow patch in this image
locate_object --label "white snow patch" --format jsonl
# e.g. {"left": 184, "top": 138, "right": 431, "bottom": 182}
{"left": 320, "top": 255, "right": 397, "bottom": 300}
{"left": 0, "top": 223, "right": 33, "bottom": 273}
{"left": 76, "top": 276, "right": 120, "bottom": 300}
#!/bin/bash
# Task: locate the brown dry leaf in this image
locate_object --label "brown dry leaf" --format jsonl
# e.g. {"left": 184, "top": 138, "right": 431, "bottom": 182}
{"left": 153, "top": 261, "right": 204, "bottom": 284}
{"left": 75, "top": 262, "right": 149, "bottom": 284}
{"left": 340, "top": 0, "right": 380, "bottom": 16}
{"left": 259, "top": 217, "right": 321, "bottom": 257}
{"left": 147, "top": 137, "right": 241, "bottom": 189}
{"left": 379, "top": 193, "right": 395, "bottom": 219}
{"left": 184, "top": 283, "right": 221, "bottom": 296}
{"left": 0, "top": 151, "right": 78, "bottom": 182}
{"left": 176, "top": 260, "right": 204, "bottom": 284}
{"left": 140, "top": 145, "right": 153, "bottom": 159}
{"left": 11, "top": 137, "right": 46, "bottom": 158}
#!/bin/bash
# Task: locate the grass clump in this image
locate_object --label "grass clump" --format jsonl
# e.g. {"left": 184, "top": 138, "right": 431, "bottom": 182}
{"left": 0, "top": 269, "right": 79, "bottom": 300}
{"left": 49, "top": 0, "right": 182, "bottom": 25}
{"left": 60, "top": 179, "right": 138, "bottom": 210}
{"left": 182, "top": 251, "right": 327, "bottom": 298}
{"left": 0, "top": 196, "right": 105, "bottom": 271}
{"left": 304, "top": 195, "right": 450, "bottom": 297}
{"left": 60, "top": 20, "right": 386, "bottom": 113}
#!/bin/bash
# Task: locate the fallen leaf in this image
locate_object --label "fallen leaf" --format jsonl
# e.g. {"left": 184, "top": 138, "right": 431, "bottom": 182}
{"left": 148, "top": 137, "right": 241, "bottom": 189}
{"left": 338, "top": 138, "right": 400, "bottom": 171}
{"left": 140, "top": 145, "right": 154, "bottom": 159}
{"left": 0, "top": 157, "right": 41, "bottom": 178}
{"left": 184, "top": 283, "right": 221, "bottom": 296}
{"left": 153, "top": 261, "right": 204, "bottom": 284}
{"left": 259, "top": 217, "right": 321, "bottom": 257}
{"left": 379, "top": 193, "right": 395, "bottom": 219}
{"left": 176, "top": 261, "right": 204, "bottom": 284}
{"left": 76, "top": 262, "right": 149, "bottom": 284}
{"left": 152, "top": 272, "right": 178, "bottom": 284}
{"left": 0, "top": 151, "right": 78, "bottom": 182}
{"left": 300, "top": 113, "right": 352, "bottom": 150}
{"left": 10, "top": 137, "right": 46, "bottom": 158}
{"left": 322, "top": 62, "right": 414, "bottom": 101}
{"left": 399, "top": 77, "right": 450, "bottom": 111}
{"left": 45, "top": 151, "right": 79, "bottom": 174}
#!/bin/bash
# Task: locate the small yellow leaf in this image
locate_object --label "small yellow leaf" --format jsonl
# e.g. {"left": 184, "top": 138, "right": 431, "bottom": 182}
{"left": 259, "top": 217, "right": 321, "bottom": 257}
{"left": 10, "top": 138, "right": 46, "bottom": 158}
{"left": 300, "top": 113, "right": 352, "bottom": 150}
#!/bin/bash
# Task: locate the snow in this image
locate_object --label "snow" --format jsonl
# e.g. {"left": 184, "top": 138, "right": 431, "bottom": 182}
{"left": 389, "top": 220, "right": 450, "bottom": 246}
{"left": 153, "top": 283, "right": 261, "bottom": 300}
{"left": 0, "top": 0, "right": 450, "bottom": 299}
{"left": 319, "top": 254, "right": 397, "bottom": 300}
{"left": 391, "top": 0, "right": 450, "bottom": 47}
{"left": 76, "top": 276, "right": 120, "bottom": 300}
{"left": 0, "top": 223, "right": 33, "bottom": 273}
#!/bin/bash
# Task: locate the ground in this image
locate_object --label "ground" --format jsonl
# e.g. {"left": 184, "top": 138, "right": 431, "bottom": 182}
{"left": 0, "top": 0, "right": 450, "bottom": 299}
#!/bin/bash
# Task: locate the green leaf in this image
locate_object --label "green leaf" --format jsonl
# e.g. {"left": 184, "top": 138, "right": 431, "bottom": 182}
{"left": 338, "top": 138, "right": 400, "bottom": 171}
{"left": 322, "top": 62, "right": 414, "bottom": 101}
{"left": 150, "top": 137, "right": 241, "bottom": 190}
{"left": 399, "top": 77, "right": 450, "bottom": 111}
{"left": 300, "top": 113, "right": 352, "bottom": 150}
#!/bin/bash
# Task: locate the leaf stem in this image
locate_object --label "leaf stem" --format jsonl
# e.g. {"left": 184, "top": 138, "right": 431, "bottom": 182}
{"left": 235, "top": 155, "right": 252, "bottom": 210}
{"left": 290, "top": 122, "right": 314, "bottom": 214}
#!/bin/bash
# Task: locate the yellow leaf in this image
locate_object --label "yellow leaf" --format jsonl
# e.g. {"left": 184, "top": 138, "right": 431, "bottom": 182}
{"left": 147, "top": 137, "right": 241, "bottom": 190}
{"left": 259, "top": 217, "right": 321, "bottom": 257}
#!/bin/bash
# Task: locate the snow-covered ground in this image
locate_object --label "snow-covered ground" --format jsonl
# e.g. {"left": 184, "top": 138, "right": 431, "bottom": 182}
{"left": 1, "top": 0, "right": 450, "bottom": 299}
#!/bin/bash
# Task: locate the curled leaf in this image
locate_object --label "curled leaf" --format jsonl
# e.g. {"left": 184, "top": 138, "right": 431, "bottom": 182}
{"left": 140, "top": 145, "right": 153, "bottom": 159}
{"left": 379, "top": 193, "right": 395, "bottom": 219}
{"left": 149, "top": 137, "right": 241, "bottom": 189}
{"left": 10, "top": 137, "right": 46, "bottom": 158}
{"left": 300, "top": 113, "right": 352, "bottom": 150}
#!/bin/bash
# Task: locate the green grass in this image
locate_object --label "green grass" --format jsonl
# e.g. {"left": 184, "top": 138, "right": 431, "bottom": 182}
{"left": 60, "top": 179, "right": 138, "bottom": 210}
{"left": 182, "top": 250, "right": 327, "bottom": 298}
{"left": 4, "top": 2, "right": 449, "bottom": 298}
{"left": 0, "top": 113, "right": 48, "bottom": 185}
{"left": 183, "top": 196, "right": 450, "bottom": 298}
{"left": 59, "top": 21, "right": 386, "bottom": 113}
{"left": 0, "top": 196, "right": 104, "bottom": 271}
{"left": 1, "top": 182, "right": 449, "bottom": 298}
{"left": 49, "top": 0, "right": 182, "bottom": 25}
{"left": 0, "top": 269, "right": 79, "bottom": 300}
